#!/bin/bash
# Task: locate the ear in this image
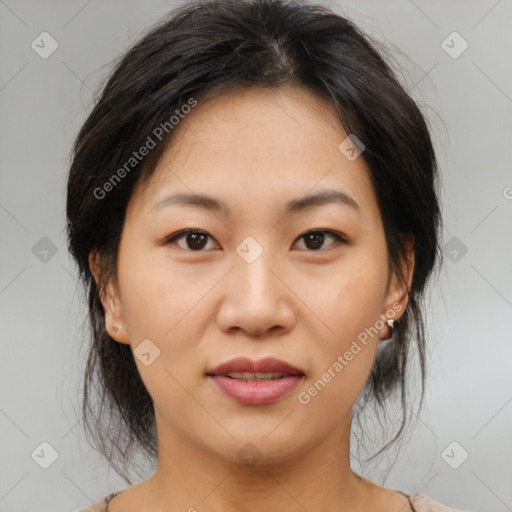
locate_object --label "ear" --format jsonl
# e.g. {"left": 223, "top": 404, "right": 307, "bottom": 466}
{"left": 88, "top": 251, "right": 131, "bottom": 345}
{"left": 379, "top": 236, "right": 415, "bottom": 340}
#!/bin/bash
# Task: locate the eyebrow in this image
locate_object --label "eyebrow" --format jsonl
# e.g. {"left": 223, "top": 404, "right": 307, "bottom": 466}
{"left": 149, "top": 188, "right": 360, "bottom": 216}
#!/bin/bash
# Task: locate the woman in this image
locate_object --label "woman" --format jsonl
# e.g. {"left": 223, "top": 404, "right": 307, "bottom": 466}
{"left": 67, "top": 0, "right": 469, "bottom": 510}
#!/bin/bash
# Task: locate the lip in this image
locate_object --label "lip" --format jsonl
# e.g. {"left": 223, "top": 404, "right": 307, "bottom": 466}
{"left": 206, "top": 356, "right": 305, "bottom": 376}
{"left": 208, "top": 375, "right": 304, "bottom": 405}
{"left": 206, "top": 357, "right": 306, "bottom": 405}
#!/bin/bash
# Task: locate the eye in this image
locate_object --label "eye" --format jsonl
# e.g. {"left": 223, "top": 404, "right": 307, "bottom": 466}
{"left": 165, "top": 229, "right": 218, "bottom": 251}
{"left": 293, "top": 230, "right": 346, "bottom": 251}
{"left": 164, "top": 229, "right": 345, "bottom": 252}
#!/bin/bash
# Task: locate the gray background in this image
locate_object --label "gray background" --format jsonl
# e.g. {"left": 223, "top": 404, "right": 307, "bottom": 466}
{"left": 1, "top": 1, "right": 511, "bottom": 511}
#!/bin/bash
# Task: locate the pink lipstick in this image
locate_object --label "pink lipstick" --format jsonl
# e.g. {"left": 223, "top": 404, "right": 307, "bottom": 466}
{"left": 206, "top": 357, "right": 305, "bottom": 405}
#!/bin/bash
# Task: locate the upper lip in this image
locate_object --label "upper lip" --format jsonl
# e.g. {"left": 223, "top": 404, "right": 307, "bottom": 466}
{"left": 206, "top": 357, "right": 305, "bottom": 376}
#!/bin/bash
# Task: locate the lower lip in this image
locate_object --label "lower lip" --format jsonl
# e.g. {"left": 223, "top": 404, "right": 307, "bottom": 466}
{"left": 208, "top": 375, "right": 304, "bottom": 405}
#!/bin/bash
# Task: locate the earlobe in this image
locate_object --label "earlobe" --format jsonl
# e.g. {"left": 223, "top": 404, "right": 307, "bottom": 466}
{"left": 88, "top": 251, "right": 131, "bottom": 345}
{"left": 106, "top": 320, "right": 131, "bottom": 344}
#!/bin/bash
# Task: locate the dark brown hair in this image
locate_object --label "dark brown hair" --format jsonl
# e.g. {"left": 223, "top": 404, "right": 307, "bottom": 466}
{"left": 66, "top": 0, "right": 443, "bottom": 483}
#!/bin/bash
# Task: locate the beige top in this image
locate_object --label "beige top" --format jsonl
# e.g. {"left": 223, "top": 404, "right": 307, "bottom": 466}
{"left": 75, "top": 490, "right": 471, "bottom": 512}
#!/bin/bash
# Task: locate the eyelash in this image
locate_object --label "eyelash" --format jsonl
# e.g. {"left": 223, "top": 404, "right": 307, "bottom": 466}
{"left": 164, "top": 229, "right": 347, "bottom": 252}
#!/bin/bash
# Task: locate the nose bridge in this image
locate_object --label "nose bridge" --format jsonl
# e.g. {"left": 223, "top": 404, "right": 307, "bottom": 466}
{"left": 234, "top": 238, "right": 280, "bottom": 304}
{"left": 217, "top": 237, "right": 294, "bottom": 335}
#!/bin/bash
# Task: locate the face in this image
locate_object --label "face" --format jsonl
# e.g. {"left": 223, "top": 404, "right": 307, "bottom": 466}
{"left": 91, "top": 85, "right": 413, "bottom": 467}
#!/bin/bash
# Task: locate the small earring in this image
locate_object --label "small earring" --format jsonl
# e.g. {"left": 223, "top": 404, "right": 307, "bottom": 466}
{"left": 112, "top": 325, "right": 119, "bottom": 332}
{"left": 386, "top": 319, "right": 394, "bottom": 328}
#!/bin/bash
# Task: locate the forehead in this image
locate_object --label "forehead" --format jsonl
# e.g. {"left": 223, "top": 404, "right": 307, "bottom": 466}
{"left": 129, "top": 86, "right": 378, "bottom": 220}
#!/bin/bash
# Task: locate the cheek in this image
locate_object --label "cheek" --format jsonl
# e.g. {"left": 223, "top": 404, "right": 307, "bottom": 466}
{"left": 117, "top": 249, "right": 214, "bottom": 393}
{"left": 299, "top": 247, "right": 388, "bottom": 340}
{"left": 118, "top": 244, "right": 200, "bottom": 335}
{"left": 294, "top": 251, "right": 387, "bottom": 407}
{"left": 295, "top": 348, "right": 375, "bottom": 438}
{"left": 297, "top": 288, "right": 381, "bottom": 422}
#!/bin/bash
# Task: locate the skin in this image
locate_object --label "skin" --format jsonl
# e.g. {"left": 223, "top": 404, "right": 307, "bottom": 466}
{"left": 90, "top": 85, "right": 415, "bottom": 512}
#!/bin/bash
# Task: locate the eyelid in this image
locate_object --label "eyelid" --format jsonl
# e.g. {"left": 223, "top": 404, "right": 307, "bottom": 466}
{"left": 164, "top": 228, "right": 347, "bottom": 251}
{"left": 164, "top": 229, "right": 215, "bottom": 245}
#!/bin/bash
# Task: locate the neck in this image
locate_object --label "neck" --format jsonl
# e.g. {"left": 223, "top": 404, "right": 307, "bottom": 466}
{"left": 144, "top": 408, "right": 372, "bottom": 512}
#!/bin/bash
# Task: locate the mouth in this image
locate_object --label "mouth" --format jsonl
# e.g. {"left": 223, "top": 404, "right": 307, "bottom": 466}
{"left": 205, "top": 357, "right": 306, "bottom": 405}
{"left": 216, "top": 372, "right": 302, "bottom": 381}
{"left": 205, "top": 356, "right": 306, "bottom": 378}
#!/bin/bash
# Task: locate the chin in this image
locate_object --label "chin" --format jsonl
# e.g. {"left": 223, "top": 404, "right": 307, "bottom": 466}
{"left": 204, "top": 429, "right": 312, "bottom": 469}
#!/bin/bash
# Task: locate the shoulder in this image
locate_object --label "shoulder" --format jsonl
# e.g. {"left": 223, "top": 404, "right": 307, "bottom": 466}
{"left": 74, "top": 492, "right": 121, "bottom": 512}
{"left": 410, "top": 492, "right": 472, "bottom": 512}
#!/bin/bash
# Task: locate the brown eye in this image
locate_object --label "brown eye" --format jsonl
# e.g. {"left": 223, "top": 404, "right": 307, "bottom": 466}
{"left": 165, "top": 230, "right": 217, "bottom": 251}
{"left": 294, "top": 230, "right": 345, "bottom": 251}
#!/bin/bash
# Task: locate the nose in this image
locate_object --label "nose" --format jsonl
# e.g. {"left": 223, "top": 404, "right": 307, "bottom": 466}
{"left": 216, "top": 250, "right": 296, "bottom": 337}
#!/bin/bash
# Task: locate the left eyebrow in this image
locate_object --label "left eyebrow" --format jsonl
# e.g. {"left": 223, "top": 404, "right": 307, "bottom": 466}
{"left": 284, "top": 188, "right": 360, "bottom": 214}
{"left": 149, "top": 188, "right": 360, "bottom": 216}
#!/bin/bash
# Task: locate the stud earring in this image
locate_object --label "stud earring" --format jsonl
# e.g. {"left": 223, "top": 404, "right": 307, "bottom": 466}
{"left": 381, "top": 317, "right": 400, "bottom": 342}
{"left": 112, "top": 325, "right": 119, "bottom": 332}
{"left": 386, "top": 318, "right": 401, "bottom": 330}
